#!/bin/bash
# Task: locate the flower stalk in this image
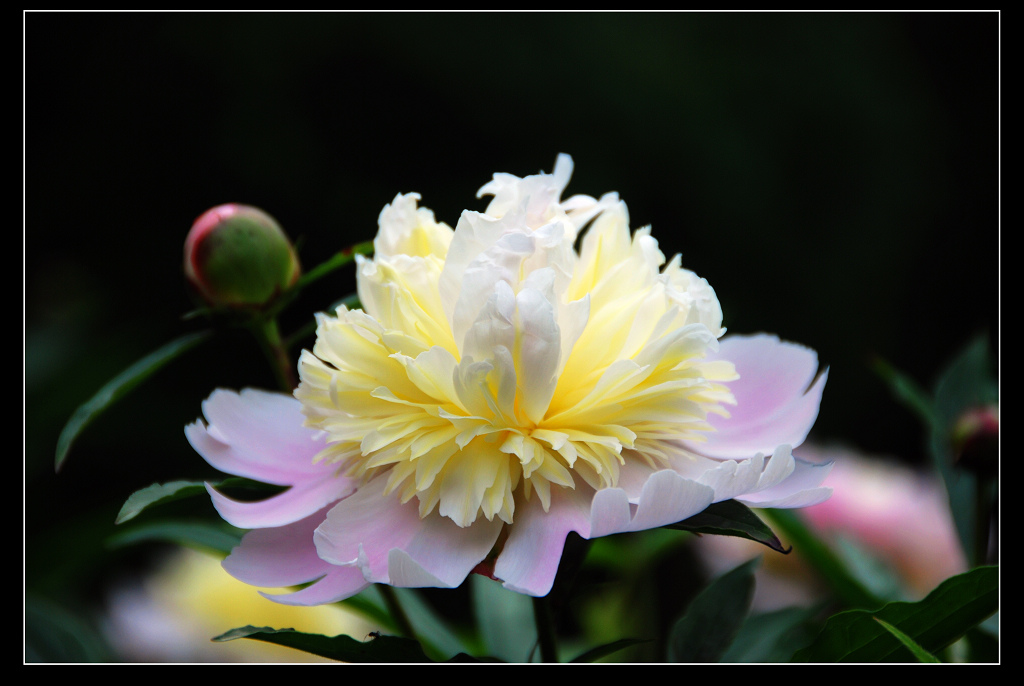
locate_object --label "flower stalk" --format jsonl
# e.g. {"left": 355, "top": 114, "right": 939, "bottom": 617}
{"left": 532, "top": 595, "right": 559, "bottom": 663}
{"left": 250, "top": 316, "right": 296, "bottom": 392}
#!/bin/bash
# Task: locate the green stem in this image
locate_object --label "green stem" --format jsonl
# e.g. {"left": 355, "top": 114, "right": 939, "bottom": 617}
{"left": 532, "top": 595, "right": 559, "bottom": 663}
{"left": 296, "top": 241, "right": 374, "bottom": 289}
{"left": 378, "top": 585, "right": 417, "bottom": 641}
{"left": 251, "top": 317, "right": 296, "bottom": 392}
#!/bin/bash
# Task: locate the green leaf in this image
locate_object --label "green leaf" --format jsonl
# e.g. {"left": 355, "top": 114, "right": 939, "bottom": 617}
{"left": 832, "top": 536, "right": 907, "bottom": 602}
{"left": 764, "top": 509, "right": 885, "bottom": 610}
{"left": 337, "top": 591, "right": 395, "bottom": 633}
{"left": 471, "top": 574, "right": 536, "bottom": 662}
{"left": 392, "top": 587, "right": 473, "bottom": 659}
{"left": 570, "top": 638, "right": 651, "bottom": 663}
{"left": 792, "top": 566, "right": 998, "bottom": 662}
{"left": 212, "top": 626, "right": 437, "bottom": 662}
{"left": 720, "top": 605, "right": 821, "bottom": 663}
{"left": 115, "top": 480, "right": 210, "bottom": 524}
{"left": 106, "top": 519, "right": 244, "bottom": 555}
{"left": 667, "top": 558, "right": 758, "bottom": 662}
{"left": 664, "top": 499, "right": 788, "bottom": 554}
{"left": 55, "top": 330, "right": 213, "bottom": 472}
{"left": 964, "top": 623, "right": 999, "bottom": 663}
{"left": 25, "top": 594, "right": 113, "bottom": 663}
{"left": 115, "top": 477, "right": 282, "bottom": 524}
{"left": 873, "top": 617, "right": 941, "bottom": 663}
{"left": 871, "top": 356, "right": 938, "bottom": 428}
{"left": 346, "top": 586, "right": 471, "bottom": 660}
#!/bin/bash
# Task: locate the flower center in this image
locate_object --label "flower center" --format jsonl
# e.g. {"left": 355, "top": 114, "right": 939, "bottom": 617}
{"left": 295, "top": 173, "right": 737, "bottom": 528}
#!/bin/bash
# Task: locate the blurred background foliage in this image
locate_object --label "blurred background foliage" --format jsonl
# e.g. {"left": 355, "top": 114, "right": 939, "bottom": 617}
{"left": 25, "top": 12, "right": 997, "bottom": 661}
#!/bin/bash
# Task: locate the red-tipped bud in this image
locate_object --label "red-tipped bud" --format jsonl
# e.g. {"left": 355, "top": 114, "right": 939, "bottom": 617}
{"left": 951, "top": 405, "right": 999, "bottom": 479}
{"left": 184, "top": 204, "right": 300, "bottom": 309}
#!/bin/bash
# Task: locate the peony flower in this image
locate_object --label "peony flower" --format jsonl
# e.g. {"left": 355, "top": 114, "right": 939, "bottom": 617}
{"left": 186, "top": 155, "right": 831, "bottom": 604}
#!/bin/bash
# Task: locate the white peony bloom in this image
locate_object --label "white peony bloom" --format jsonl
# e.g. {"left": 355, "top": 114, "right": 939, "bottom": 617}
{"left": 187, "top": 155, "right": 831, "bottom": 602}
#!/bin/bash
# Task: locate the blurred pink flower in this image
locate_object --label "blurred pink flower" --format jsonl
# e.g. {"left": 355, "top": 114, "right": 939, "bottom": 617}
{"left": 696, "top": 445, "right": 967, "bottom": 608}
{"left": 186, "top": 156, "right": 831, "bottom": 604}
{"left": 800, "top": 445, "right": 967, "bottom": 596}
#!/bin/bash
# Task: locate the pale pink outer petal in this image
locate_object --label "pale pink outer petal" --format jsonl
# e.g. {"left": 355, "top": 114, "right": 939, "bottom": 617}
{"left": 493, "top": 487, "right": 593, "bottom": 596}
{"left": 735, "top": 457, "right": 834, "bottom": 508}
{"left": 589, "top": 471, "right": 716, "bottom": 538}
{"left": 684, "top": 334, "right": 827, "bottom": 460}
{"left": 188, "top": 388, "right": 327, "bottom": 482}
{"left": 222, "top": 507, "right": 369, "bottom": 607}
{"left": 204, "top": 476, "right": 355, "bottom": 530}
{"left": 185, "top": 388, "right": 357, "bottom": 529}
{"left": 314, "top": 475, "right": 503, "bottom": 589}
{"left": 494, "top": 447, "right": 831, "bottom": 597}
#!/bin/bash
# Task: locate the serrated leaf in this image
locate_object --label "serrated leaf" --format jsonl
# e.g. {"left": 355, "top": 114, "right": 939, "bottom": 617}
{"left": 212, "top": 626, "right": 436, "bottom": 663}
{"left": 792, "top": 566, "right": 997, "bottom": 662}
{"left": 106, "top": 520, "right": 244, "bottom": 555}
{"left": 873, "top": 617, "right": 941, "bottom": 663}
{"left": 664, "top": 499, "right": 788, "bottom": 553}
{"left": 570, "top": 638, "right": 650, "bottom": 663}
{"left": 667, "top": 558, "right": 758, "bottom": 662}
{"left": 55, "top": 330, "right": 213, "bottom": 472}
{"left": 764, "top": 509, "right": 884, "bottom": 610}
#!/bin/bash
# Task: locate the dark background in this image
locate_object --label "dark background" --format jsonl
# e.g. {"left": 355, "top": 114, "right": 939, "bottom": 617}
{"left": 25, "top": 12, "right": 998, "bottom": 660}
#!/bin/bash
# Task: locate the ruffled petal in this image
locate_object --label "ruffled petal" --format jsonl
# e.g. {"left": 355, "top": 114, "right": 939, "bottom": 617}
{"left": 185, "top": 388, "right": 328, "bottom": 484}
{"left": 186, "top": 388, "right": 356, "bottom": 529}
{"left": 589, "top": 470, "right": 715, "bottom": 538}
{"left": 686, "top": 334, "right": 827, "bottom": 460}
{"left": 736, "top": 456, "right": 834, "bottom": 508}
{"left": 314, "top": 475, "right": 503, "bottom": 589}
{"left": 222, "top": 508, "right": 369, "bottom": 606}
{"left": 205, "top": 475, "right": 355, "bottom": 530}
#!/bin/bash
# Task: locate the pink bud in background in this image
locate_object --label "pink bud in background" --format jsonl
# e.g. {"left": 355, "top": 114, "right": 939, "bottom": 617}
{"left": 951, "top": 405, "right": 999, "bottom": 479}
{"left": 184, "top": 204, "right": 301, "bottom": 308}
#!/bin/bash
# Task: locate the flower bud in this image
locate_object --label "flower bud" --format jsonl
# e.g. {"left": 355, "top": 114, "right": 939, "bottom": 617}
{"left": 184, "top": 204, "right": 301, "bottom": 308}
{"left": 951, "top": 405, "right": 999, "bottom": 479}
